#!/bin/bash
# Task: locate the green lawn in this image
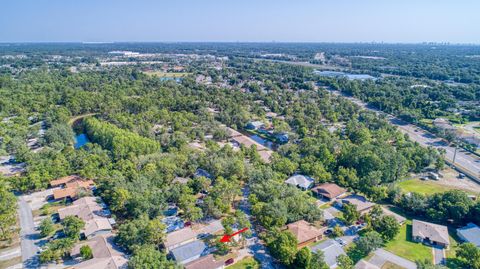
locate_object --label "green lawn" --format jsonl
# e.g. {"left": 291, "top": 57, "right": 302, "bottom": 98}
{"left": 397, "top": 179, "right": 461, "bottom": 195}
{"left": 228, "top": 257, "right": 260, "bottom": 269}
{"left": 384, "top": 220, "right": 433, "bottom": 262}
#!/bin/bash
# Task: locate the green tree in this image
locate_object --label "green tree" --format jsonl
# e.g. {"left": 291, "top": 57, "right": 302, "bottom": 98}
{"left": 0, "top": 181, "right": 17, "bottom": 241}
{"left": 293, "top": 247, "right": 312, "bottom": 269}
{"left": 128, "top": 244, "right": 177, "bottom": 269}
{"left": 80, "top": 245, "right": 93, "bottom": 260}
{"left": 355, "top": 231, "right": 384, "bottom": 256}
{"left": 336, "top": 254, "right": 354, "bottom": 269}
{"left": 342, "top": 203, "right": 360, "bottom": 225}
{"left": 309, "top": 251, "right": 329, "bottom": 269}
{"left": 372, "top": 215, "right": 400, "bottom": 241}
{"left": 268, "top": 231, "right": 298, "bottom": 266}
{"left": 39, "top": 218, "right": 55, "bottom": 238}
{"left": 332, "top": 225, "right": 344, "bottom": 238}
{"left": 456, "top": 243, "right": 480, "bottom": 269}
{"left": 62, "top": 216, "right": 85, "bottom": 240}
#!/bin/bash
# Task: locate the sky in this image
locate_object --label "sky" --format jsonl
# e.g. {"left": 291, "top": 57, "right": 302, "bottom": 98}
{"left": 1, "top": 0, "right": 480, "bottom": 43}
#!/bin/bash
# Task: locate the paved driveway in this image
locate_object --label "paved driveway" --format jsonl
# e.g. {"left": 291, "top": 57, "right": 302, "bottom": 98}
{"left": 433, "top": 246, "right": 446, "bottom": 265}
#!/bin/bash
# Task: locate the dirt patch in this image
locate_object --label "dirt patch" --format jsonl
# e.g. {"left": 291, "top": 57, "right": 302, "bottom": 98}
{"left": 437, "top": 167, "right": 480, "bottom": 193}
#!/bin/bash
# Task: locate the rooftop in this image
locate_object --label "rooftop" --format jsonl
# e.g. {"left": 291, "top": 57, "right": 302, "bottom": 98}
{"left": 170, "top": 240, "right": 207, "bottom": 264}
{"left": 310, "top": 239, "right": 345, "bottom": 268}
{"left": 165, "top": 227, "right": 197, "bottom": 249}
{"left": 457, "top": 223, "right": 480, "bottom": 247}
{"left": 286, "top": 220, "right": 324, "bottom": 245}
{"left": 184, "top": 254, "right": 224, "bottom": 269}
{"left": 312, "top": 183, "right": 347, "bottom": 199}
{"left": 285, "top": 175, "right": 314, "bottom": 189}
{"left": 412, "top": 219, "right": 450, "bottom": 246}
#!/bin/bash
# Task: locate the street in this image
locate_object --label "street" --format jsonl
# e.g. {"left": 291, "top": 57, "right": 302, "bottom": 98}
{"left": 329, "top": 89, "right": 480, "bottom": 183}
{"left": 18, "top": 195, "right": 39, "bottom": 268}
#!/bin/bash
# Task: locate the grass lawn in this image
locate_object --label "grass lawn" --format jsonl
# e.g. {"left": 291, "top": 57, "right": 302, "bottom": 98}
{"left": 384, "top": 220, "right": 433, "bottom": 262}
{"left": 445, "top": 229, "right": 465, "bottom": 268}
{"left": 228, "top": 257, "right": 260, "bottom": 269}
{"left": 397, "top": 179, "right": 462, "bottom": 195}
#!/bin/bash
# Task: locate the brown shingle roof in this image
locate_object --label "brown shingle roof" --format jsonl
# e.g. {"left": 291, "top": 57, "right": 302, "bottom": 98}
{"left": 184, "top": 254, "right": 224, "bottom": 269}
{"left": 286, "top": 220, "right": 324, "bottom": 245}
{"left": 50, "top": 175, "right": 83, "bottom": 187}
{"left": 71, "top": 234, "right": 127, "bottom": 269}
{"left": 53, "top": 187, "right": 78, "bottom": 200}
{"left": 312, "top": 183, "right": 346, "bottom": 199}
{"left": 164, "top": 227, "right": 197, "bottom": 250}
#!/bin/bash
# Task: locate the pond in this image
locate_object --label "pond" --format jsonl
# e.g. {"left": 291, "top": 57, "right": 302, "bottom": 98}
{"left": 74, "top": 133, "right": 90, "bottom": 149}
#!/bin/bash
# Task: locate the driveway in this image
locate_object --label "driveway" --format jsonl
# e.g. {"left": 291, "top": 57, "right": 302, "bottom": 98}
{"left": 18, "top": 195, "right": 39, "bottom": 268}
{"left": 433, "top": 246, "right": 446, "bottom": 265}
{"left": 369, "top": 249, "right": 416, "bottom": 269}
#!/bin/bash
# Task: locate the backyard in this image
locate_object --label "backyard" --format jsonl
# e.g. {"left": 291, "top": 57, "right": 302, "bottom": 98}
{"left": 228, "top": 257, "right": 260, "bottom": 269}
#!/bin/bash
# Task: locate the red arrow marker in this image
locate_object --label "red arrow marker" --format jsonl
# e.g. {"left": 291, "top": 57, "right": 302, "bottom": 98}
{"left": 220, "top": 227, "right": 249, "bottom": 243}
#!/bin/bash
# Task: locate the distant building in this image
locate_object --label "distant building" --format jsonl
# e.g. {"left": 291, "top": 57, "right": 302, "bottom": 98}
{"left": 286, "top": 220, "right": 325, "bottom": 248}
{"left": 275, "top": 132, "right": 289, "bottom": 144}
{"left": 70, "top": 234, "right": 128, "bottom": 269}
{"left": 194, "top": 168, "right": 213, "bottom": 180}
{"left": 312, "top": 183, "right": 347, "bottom": 201}
{"left": 412, "top": 219, "right": 450, "bottom": 248}
{"left": 170, "top": 240, "right": 208, "bottom": 265}
{"left": 457, "top": 223, "right": 480, "bottom": 247}
{"left": 310, "top": 239, "right": 346, "bottom": 268}
{"left": 285, "top": 175, "right": 314, "bottom": 190}
{"left": 245, "top": 121, "right": 265, "bottom": 130}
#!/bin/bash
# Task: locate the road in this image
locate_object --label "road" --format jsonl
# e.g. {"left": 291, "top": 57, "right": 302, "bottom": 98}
{"left": 18, "top": 195, "right": 39, "bottom": 268}
{"left": 238, "top": 186, "right": 278, "bottom": 269}
{"left": 329, "top": 89, "right": 480, "bottom": 183}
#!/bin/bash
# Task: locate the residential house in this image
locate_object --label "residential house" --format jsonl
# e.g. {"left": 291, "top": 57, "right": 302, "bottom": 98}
{"left": 52, "top": 178, "right": 95, "bottom": 200}
{"left": 412, "top": 219, "right": 450, "bottom": 248}
{"left": 164, "top": 227, "right": 197, "bottom": 251}
{"left": 310, "top": 239, "right": 345, "bottom": 268}
{"left": 338, "top": 195, "right": 375, "bottom": 215}
{"left": 286, "top": 220, "right": 325, "bottom": 248}
{"left": 245, "top": 121, "right": 265, "bottom": 130}
{"left": 194, "top": 168, "right": 213, "bottom": 180}
{"left": 285, "top": 175, "right": 314, "bottom": 190}
{"left": 312, "top": 183, "right": 347, "bottom": 201}
{"left": 275, "top": 132, "right": 289, "bottom": 144}
{"left": 70, "top": 234, "right": 128, "bottom": 269}
{"left": 50, "top": 175, "right": 83, "bottom": 187}
{"left": 457, "top": 223, "right": 480, "bottom": 247}
{"left": 184, "top": 254, "right": 225, "bottom": 269}
{"left": 170, "top": 240, "right": 208, "bottom": 265}
{"left": 197, "top": 219, "right": 224, "bottom": 237}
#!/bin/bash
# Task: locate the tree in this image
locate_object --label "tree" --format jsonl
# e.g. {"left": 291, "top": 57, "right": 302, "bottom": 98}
{"left": 39, "top": 218, "right": 55, "bottom": 238}
{"left": 293, "top": 247, "right": 312, "bottom": 269}
{"left": 336, "top": 254, "right": 354, "bottom": 269}
{"left": 0, "top": 181, "right": 17, "bottom": 241}
{"left": 342, "top": 203, "right": 360, "bottom": 225}
{"left": 355, "top": 231, "right": 384, "bottom": 256}
{"left": 268, "top": 231, "right": 298, "bottom": 266}
{"left": 116, "top": 215, "right": 166, "bottom": 252}
{"left": 128, "top": 244, "right": 177, "bottom": 269}
{"left": 309, "top": 251, "right": 329, "bottom": 269}
{"left": 62, "top": 216, "right": 85, "bottom": 240}
{"left": 372, "top": 215, "right": 400, "bottom": 241}
{"left": 332, "top": 225, "right": 344, "bottom": 238}
{"left": 80, "top": 245, "right": 93, "bottom": 260}
{"left": 456, "top": 243, "right": 480, "bottom": 269}
{"left": 415, "top": 259, "right": 447, "bottom": 269}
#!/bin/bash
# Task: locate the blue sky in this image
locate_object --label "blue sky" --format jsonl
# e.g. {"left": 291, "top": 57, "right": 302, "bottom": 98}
{"left": 1, "top": 0, "right": 479, "bottom": 43}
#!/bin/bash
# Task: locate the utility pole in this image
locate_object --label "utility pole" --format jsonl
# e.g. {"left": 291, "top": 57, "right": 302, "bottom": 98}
{"left": 452, "top": 141, "right": 458, "bottom": 165}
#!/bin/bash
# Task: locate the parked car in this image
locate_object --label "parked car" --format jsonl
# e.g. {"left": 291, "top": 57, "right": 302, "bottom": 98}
{"left": 458, "top": 173, "right": 465, "bottom": 179}
{"left": 324, "top": 229, "right": 333, "bottom": 235}
{"left": 225, "top": 258, "right": 234, "bottom": 265}
{"left": 335, "top": 238, "right": 346, "bottom": 246}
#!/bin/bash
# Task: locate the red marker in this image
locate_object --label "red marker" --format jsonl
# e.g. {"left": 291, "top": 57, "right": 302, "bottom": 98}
{"left": 220, "top": 228, "right": 249, "bottom": 243}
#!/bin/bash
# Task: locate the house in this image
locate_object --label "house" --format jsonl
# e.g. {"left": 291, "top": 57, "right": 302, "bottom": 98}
{"left": 83, "top": 218, "right": 113, "bottom": 239}
{"left": 275, "top": 132, "right": 289, "bottom": 144}
{"left": 245, "top": 121, "right": 265, "bottom": 130}
{"left": 285, "top": 175, "right": 314, "bottom": 190}
{"left": 412, "top": 219, "right": 450, "bottom": 248}
{"left": 381, "top": 207, "right": 406, "bottom": 225}
{"left": 338, "top": 195, "right": 375, "bottom": 215}
{"left": 52, "top": 178, "right": 95, "bottom": 200}
{"left": 257, "top": 150, "right": 273, "bottom": 163}
{"left": 70, "top": 234, "right": 128, "bottom": 269}
{"left": 172, "top": 177, "right": 189, "bottom": 184}
{"left": 50, "top": 175, "right": 84, "bottom": 187}
{"left": 312, "top": 183, "right": 347, "bottom": 201}
{"left": 184, "top": 254, "right": 225, "bottom": 269}
{"left": 170, "top": 240, "right": 208, "bottom": 265}
{"left": 194, "top": 168, "right": 213, "bottom": 180}
{"left": 355, "top": 260, "right": 380, "bottom": 269}
{"left": 310, "top": 239, "right": 345, "bottom": 268}
{"left": 286, "top": 220, "right": 325, "bottom": 248}
{"left": 457, "top": 223, "right": 480, "bottom": 247}
{"left": 164, "top": 227, "right": 197, "bottom": 251}
{"left": 198, "top": 219, "right": 224, "bottom": 237}
{"left": 231, "top": 135, "right": 267, "bottom": 151}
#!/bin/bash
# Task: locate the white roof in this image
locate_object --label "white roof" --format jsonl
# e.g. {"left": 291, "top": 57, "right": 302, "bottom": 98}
{"left": 457, "top": 223, "right": 480, "bottom": 247}
{"left": 285, "top": 175, "right": 314, "bottom": 189}
{"left": 310, "top": 239, "right": 345, "bottom": 268}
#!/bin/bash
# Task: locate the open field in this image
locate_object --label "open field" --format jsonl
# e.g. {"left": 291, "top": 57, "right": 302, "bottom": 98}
{"left": 228, "top": 256, "right": 260, "bottom": 269}
{"left": 384, "top": 220, "right": 433, "bottom": 262}
{"left": 398, "top": 179, "right": 462, "bottom": 195}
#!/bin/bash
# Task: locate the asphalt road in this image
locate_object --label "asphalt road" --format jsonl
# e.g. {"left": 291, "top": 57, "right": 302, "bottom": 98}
{"left": 18, "top": 196, "right": 39, "bottom": 268}
{"left": 329, "top": 89, "right": 480, "bottom": 182}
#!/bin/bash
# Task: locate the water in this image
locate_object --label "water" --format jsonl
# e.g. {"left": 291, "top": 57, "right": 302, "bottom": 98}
{"left": 159, "top": 77, "right": 182, "bottom": 83}
{"left": 74, "top": 133, "right": 90, "bottom": 149}
{"left": 314, "top": 70, "right": 376, "bottom": 81}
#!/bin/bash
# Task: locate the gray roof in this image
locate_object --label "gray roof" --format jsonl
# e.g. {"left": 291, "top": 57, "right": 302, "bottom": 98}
{"left": 310, "top": 239, "right": 345, "bottom": 268}
{"left": 285, "top": 175, "right": 314, "bottom": 189}
{"left": 412, "top": 219, "right": 450, "bottom": 246}
{"left": 170, "top": 240, "right": 207, "bottom": 263}
{"left": 457, "top": 223, "right": 480, "bottom": 247}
